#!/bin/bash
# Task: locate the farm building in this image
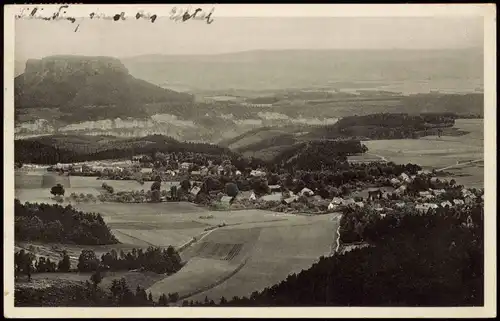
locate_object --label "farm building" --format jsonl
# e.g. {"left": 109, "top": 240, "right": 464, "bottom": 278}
{"left": 416, "top": 203, "right": 439, "bottom": 213}
{"left": 283, "top": 195, "right": 299, "bottom": 204}
{"left": 235, "top": 170, "right": 242, "bottom": 176}
{"left": 249, "top": 192, "right": 257, "bottom": 201}
{"left": 394, "top": 185, "right": 407, "bottom": 195}
{"left": 399, "top": 173, "right": 412, "bottom": 183}
{"left": 140, "top": 168, "right": 153, "bottom": 173}
{"left": 250, "top": 170, "right": 266, "bottom": 177}
{"left": 355, "top": 201, "right": 365, "bottom": 208}
{"left": 190, "top": 186, "right": 201, "bottom": 196}
{"left": 268, "top": 185, "right": 282, "bottom": 192}
{"left": 390, "top": 178, "right": 402, "bottom": 186}
{"left": 441, "top": 201, "right": 453, "bottom": 208}
{"left": 395, "top": 202, "right": 406, "bottom": 208}
{"left": 432, "top": 189, "right": 446, "bottom": 196}
{"left": 299, "top": 188, "right": 314, "bottom": 197}
{"left": 180, "top": 162, "right": 192, "bottom": 170}
{"left": 453, "top": 199, "right": 465, "bottom": 206}
{"left": 430, "top": 177, "right": 441, "bottom": 184}
{"left": 331, "top": 197, "right": 343, "bottom": 205}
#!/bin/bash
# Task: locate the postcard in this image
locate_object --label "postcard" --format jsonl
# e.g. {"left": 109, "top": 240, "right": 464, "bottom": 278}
{"left": 4, "top": 3, "right": 496, "bottom": 318}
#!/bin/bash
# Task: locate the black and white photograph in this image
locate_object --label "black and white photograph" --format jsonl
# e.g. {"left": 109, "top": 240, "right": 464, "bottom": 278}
{"left": 4, "top": 3, "right": 496, "bottom": 318}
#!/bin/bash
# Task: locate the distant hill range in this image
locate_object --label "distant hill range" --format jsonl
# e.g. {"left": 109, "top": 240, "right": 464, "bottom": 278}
{"left": 14, "top": 55, "right": 194, "bottom": 119}
{"left": 120, "top": 48, "right": 484, "bottom": 92}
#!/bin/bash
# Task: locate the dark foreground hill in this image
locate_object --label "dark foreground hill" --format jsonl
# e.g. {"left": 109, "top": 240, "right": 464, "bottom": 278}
{"left": 14, "top": 55, "right": 194, "bottom": 120}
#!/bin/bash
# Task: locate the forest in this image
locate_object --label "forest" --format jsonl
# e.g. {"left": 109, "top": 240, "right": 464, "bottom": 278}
{"left": 307, "top": 112, "right": 458, "bottom": 140}
{"left": 14, "top": 200, "right": 119, "bottom": 245}
{"left": 272, "top": 140, "right": 368, "bottom": 172}
{"left": 14, "top": 134, "right": 239, "bottom": 165}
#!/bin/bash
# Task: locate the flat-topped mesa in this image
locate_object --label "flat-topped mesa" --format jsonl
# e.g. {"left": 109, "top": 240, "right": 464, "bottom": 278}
{"left": 23, "top": 55, "right": 129, "bottom": 82}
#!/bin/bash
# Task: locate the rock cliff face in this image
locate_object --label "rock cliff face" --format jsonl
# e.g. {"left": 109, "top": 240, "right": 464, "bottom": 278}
{"left": 15, "top": 55, "right": 194, "bottom": 120}
{"left": 23, "top": 56, "right": 129, "bottom": 84}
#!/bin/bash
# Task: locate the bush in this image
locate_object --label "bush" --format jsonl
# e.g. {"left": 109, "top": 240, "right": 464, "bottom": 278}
{"left": 50, "top": 184, "right": 65, "bottom": 196}
{"left": 225, "top": 182, "right": 239, "bottom": 197}
{"left": 101, "top": 183, "right": 114, "bottom": 194}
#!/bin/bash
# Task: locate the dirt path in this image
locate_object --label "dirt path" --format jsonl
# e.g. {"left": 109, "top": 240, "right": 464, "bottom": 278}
{"left": 436, "top": 158, "right": 484, "bottom": 172}
{"left": 330, "top": 214, "right": 342, "bottom": 256}
{"left": 365, "top": 153, "right": 388, "bottom": 162}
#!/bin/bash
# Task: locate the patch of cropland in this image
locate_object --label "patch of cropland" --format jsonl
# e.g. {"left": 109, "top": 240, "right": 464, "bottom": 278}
{"left": 14, "top": 134, "right": 238, "bottom": 164}
{"left": 146, "top": 214, "right": 339, "bottom": 302}
{"left": 219, "top": 126, "right": 303, "bottom": 150}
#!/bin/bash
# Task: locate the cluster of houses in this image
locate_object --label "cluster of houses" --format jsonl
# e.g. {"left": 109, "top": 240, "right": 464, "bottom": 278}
{"left": 50, "top": 161, "right": 135, "bottom": 173}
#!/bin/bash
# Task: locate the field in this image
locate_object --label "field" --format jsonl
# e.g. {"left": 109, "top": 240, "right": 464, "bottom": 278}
{"left": 185, "top": 214, "right": 339, "bottom": 302}
{"left": 362, "top": 119, "right": 483, "bottom": 188}
{"left": 14, "top": 174, "right": 180, "bottom": 205}
{"left": 15, "top": 173, "right": 341, "bottom": 303}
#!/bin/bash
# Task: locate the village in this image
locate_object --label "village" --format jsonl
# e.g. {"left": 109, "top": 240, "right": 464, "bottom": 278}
{"left": 30, "top": 150, "right": 483, "bottom": 228}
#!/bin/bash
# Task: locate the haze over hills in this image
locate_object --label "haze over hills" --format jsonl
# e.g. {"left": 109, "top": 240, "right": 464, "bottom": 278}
{"left": 120, "top": 48, "right": 484, "bottom": 92}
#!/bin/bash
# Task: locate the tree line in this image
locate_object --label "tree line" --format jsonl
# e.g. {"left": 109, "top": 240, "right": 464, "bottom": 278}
{"left": 15, "top": 245, "right": 183, "bottom": 280}
{"left": 15, "top": 274, "right": 181, "bottom": 307}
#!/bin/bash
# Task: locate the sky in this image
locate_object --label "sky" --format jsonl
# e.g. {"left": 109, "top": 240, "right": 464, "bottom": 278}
{"left": 14, "top": 14, "right": 484, "bottom": 61}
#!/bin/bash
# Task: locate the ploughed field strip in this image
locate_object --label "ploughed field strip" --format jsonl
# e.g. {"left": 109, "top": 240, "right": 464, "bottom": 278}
{"left": 147, "top": 227, "right": 262, "bottom": 300}
{"left": 194, "top": 242, "right": 244, "bottom": 261}
{"left": 181, "top": 227, "right": 262, "bottom": 262}
{"left": 107, "top": 220, "right": 210, "bottom": 230}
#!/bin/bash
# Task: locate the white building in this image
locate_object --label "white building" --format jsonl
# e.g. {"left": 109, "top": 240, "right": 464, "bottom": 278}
{"left": 399, "top": 173, "right": 412, "bottom": 183}
{"left": 250, "top": 170, "right": 266, "bottom": 177}
{"left": 416, "top": 203, "right": 439, "bottom": 213}
{"left": 299, "top": 188, "right": 314, "bottom": 197}
{"left": 440, "top": 201, "right": 453, "bottom": 208}
{"left": 390, "top": 178, "right": 402, "bottom": 186}
{"left": 190, "top": 186, "right": 201, "bottom": 196}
